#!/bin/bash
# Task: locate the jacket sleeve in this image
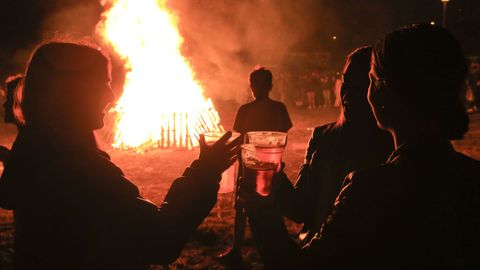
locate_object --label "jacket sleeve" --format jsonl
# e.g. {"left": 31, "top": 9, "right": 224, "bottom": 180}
{"left": 275, "top": 127, "right": 324, "bottom": 223}
{"left": 273, "top": 165, "right": 314, "bottom": 224}
{"left": 85, "top": 159, "right": 221, "bottom": 266}
{"left": 299, "top": 171, "right": 376, "bottom": 268}
{"left": 245, "top": 172, "right": 367, "bottom": 269}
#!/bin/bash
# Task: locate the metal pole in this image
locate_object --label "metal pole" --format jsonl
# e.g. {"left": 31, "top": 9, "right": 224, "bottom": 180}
{"left": 442, "top": 1, "right": 449, "bottom": 28}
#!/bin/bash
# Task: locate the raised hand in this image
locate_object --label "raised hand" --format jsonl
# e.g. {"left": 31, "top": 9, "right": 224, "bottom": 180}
{"left": 198, "top": 131, "right": 241, "bottom": 176}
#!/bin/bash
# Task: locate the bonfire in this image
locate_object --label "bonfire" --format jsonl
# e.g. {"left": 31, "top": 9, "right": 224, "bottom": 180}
{"left": 97, "top": 0, "right": 224, "bottom": 151}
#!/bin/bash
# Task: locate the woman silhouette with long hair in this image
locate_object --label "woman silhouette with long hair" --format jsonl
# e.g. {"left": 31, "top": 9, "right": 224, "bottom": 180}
{"left": 0, "top": 42, "right": 239, "bottom": 270}
{"left": 271, "top": 46, "right": 393, "bottom": 247}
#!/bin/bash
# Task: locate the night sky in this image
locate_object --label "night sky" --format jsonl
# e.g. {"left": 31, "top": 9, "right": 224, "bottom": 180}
{"left": 1, "top": 0, "right": 479, "bottom": 97}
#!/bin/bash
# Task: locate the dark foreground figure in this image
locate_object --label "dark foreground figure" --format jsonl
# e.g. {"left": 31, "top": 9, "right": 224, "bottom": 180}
{"left": 240, "top": 24, "right": 480, "bottom": 269}
{"left": 272, "top": 46, "right": 393, "bottom": 245}
{"left": 0, "top": 42, "right": 239, "bottom": 270}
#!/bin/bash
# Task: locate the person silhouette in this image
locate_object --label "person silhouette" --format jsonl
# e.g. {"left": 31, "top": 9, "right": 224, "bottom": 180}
{"left": 219, "top": 66, "right": 292, "bottom": 268}
{"left": 0, "top": 42, "right": 240, "bottom": 270}
{"left": 239, "top": 24, "right": 480, "bottom": 269}
{"left": 3, "top": 75, "right": 23, "bottom": 128}
{"left": 0, "top": 75, "right": 24, "bottom": 164}
{"left": 270, "top": 46, "right": 393, "bottom": 246}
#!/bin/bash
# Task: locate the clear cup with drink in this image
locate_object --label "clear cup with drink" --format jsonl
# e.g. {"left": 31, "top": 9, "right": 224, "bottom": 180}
{"left": 241, "top": 131, "right": 287, "bottom": 196}
{"left": 203, "top": 131, "right": 240, "bottom": 193}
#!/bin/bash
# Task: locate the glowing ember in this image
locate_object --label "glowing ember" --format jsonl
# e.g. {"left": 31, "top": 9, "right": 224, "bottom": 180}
{"left": 97, "top": 0, "right": 224, "bottom": 151}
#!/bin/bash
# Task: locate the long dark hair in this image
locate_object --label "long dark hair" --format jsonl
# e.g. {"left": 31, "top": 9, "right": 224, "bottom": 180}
{"left": 372, "top": 24, "right": 468, "bottom": 140}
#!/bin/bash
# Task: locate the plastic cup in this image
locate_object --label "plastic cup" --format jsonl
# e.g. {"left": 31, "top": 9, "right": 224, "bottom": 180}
{"left": 246, "top": 131, "right": 287, "bottom": 148}
{"left": 219, "top": 161, "right": 237, "bottom": 194}
{"left": 202, "top": 131, "right": 240, "bottom": 194}
{"left": 203, "top": 131, "right": 240, "bottom": 146}
{"left": 241, "top": 144, "right": 284, "bottom": 196}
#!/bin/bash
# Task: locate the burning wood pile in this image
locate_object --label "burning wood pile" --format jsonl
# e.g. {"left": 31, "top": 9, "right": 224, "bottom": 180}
{"left": 97, "top": 0, "right": 224, "bottom": 151}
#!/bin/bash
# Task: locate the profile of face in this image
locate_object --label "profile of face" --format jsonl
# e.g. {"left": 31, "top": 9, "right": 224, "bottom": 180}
{"left": 55, "top": 58, "right": 114, "bottom": 131}
{"left": 340, "top": 48, "right": 376, "bottom": 123}
{"left": 367, "top": 68, "right": 395, "bottom": 131}
{"left": 367, "top": 24, "right": 469, "bottom": 140}
{"left": 48, "top": 57, "right": 115, "bottom": 133}
{"left": 77, "top": 62, "right": 115, "bottom": 131}
{"left": 24, "top": 43, "right": 115, "bottom": 132}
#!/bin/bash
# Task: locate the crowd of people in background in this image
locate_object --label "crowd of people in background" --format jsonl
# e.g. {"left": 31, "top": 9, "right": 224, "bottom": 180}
{"left": 272, "top": 59, "right": 480, "bottom": 114}
{"left": 466, "top": 59, "right": 480, "bottom": 113}
{"left": 275, "top": 71, "right": 341, "bottom": 110}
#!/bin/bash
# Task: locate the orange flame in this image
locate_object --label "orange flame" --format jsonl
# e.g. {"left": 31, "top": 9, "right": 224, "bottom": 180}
{"left": 97, "top": 0, "right": 223, "bottom": 151}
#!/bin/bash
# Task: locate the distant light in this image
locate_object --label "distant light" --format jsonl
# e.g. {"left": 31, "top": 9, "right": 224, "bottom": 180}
{"left": 332, "top": 36, "right": 337, "bottom": 40}
{"left": 430, "top": 21, "right": 436, "bottom": 25}
{"left": 441, "top": 0, "right": 449, "bottom": 2}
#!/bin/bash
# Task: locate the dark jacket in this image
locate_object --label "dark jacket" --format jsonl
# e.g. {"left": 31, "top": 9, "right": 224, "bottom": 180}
{"left": 274, "top": 121, "right": 393, "bottom": 244}
{"left": 0, "top": 130, "right": 220, "bottom": 270}
{"left": 246, "top": 139, "right": 480, "bottom": 269}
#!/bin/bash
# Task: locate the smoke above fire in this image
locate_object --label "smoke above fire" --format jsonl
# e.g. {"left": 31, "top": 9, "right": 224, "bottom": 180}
{"left": 168, "top": 0, "right": 322, "bottom": 103}
{"left": 30, "top": 0, "right": 328, "bottom": 103}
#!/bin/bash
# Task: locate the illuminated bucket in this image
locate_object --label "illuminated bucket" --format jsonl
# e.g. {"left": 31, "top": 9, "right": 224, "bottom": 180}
{"left": 241, "top": 144, "right": 284, "bottom": 196}
{"left": 203, "top": 131, "right": 240, "bottom": 193}
{"left": 246, "top": 131, "right": 287, "bottom": 147}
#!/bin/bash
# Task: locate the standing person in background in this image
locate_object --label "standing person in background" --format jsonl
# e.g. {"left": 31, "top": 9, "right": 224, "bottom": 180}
{"left": 219, "top": 66, "right": 292, "bottom": 269}
{"left": 466, "top": 61, "right": 480, "bottom": 112}
{"left": 305, "top": 71, "right": 316, "bottom": 109}
{"left": 320, "top": 75, "right": 332, "bottom": 108}
{"left": 283, "top": 72, "right": 296, "bottom": 107}
{"left": 333, "top": 73, "right": 342, "bottom": 108}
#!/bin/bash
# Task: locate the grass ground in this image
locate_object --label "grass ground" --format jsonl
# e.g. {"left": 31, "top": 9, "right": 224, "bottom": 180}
{"left": 0, "top": 106, "right": 479, "bottom": 269}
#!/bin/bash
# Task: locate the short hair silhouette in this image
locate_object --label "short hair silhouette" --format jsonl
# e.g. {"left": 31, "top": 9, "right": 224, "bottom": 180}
{"left": 17, "top": 42, "right": 110, "bottom": 128}
{"left": 372, "top": 24, "right": 468, "bottom": 140}
{"left": 249, "top": 67, "right": 273, "bottom": 98}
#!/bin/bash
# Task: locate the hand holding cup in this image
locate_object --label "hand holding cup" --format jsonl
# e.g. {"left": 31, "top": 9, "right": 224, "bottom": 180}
{"left": 198, "top": 131, "right": 241, "bottom": 175}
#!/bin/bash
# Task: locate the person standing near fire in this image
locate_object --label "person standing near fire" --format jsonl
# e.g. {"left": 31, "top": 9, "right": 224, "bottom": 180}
{"left": 219, "top": 66, "right": 292, "bottom": 269}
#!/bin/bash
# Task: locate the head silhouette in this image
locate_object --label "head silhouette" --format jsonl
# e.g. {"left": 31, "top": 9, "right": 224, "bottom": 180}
{"left": 18, "top": 42, "right": 114, "bottom": 133}
{"left": 249, "top": 67, "right": 273, "bottom": 99}
{"left": 369, "top": 24, "right": 468, "bottom": 140}
{"left": 339, "top": 46, "right": 376, "bottom": 124}
{"left": 4, "top": 75, "right": 23, "bottom": 125}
